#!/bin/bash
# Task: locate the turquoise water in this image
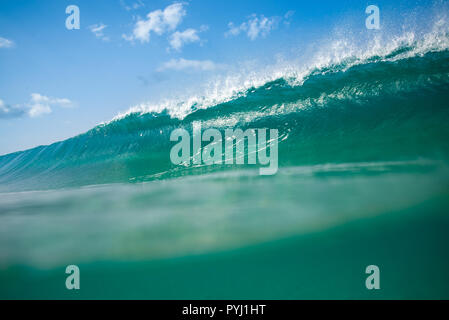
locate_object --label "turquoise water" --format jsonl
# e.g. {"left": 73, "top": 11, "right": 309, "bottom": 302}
{"left": 1, "top": 35, "right": 449, "bottom": 299}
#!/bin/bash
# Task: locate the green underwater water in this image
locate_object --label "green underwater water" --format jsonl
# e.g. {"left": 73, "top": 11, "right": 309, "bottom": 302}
{"left": 1, "top": 42, "right": 449, "bottom": 299}
{"left": 0, "top": 165, "right": 448, "bottom": 299}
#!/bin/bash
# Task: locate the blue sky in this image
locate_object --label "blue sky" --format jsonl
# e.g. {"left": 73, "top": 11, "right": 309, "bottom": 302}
{"left": 0, "top": 0, "right": 442, "bottom": 155}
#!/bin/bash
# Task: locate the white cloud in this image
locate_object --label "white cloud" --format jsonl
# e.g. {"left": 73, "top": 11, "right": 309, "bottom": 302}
{"left": 169, "top": 28, "right": 200, "bottom": 51}
{"left": 122, "top": 34, "right": 134, "bottom": 42}
{"left": 0, "top": 99, "right": 6, "bottom": 112}
{"left": 89, "top": 24, "right": 107, "bottom": 34}
{"left": 120, "top": 0, "right": 145, "bottom": 11}
{"left": 27, "top": 93, "right": 72, "bottom": 117}
{"left": 0, "top": 99, "right": 26, "bottom": 118}
{"left": 0, "top": 99, "right": 14, "bottom": 116}
{"left": 88, "top": 23, "right": 109, "bottom": 41}
{"left": 0, "top": 94, "right": 73, "bottom": 119}
{"left": 225, "top": 14, "right": 285, "bottom": 40}
{"left": 0, "top": 37, "right": 14, "bottom": 48}
{"left": 125, "top": 2, "right": 186, "bottom": 43}
{"left": 158, "top": 58, "right": 217, "bottom": 72}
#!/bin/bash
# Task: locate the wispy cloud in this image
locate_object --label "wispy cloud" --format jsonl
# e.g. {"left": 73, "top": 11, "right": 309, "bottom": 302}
{"left": 225, "top": 12, "right": 294, "bottom": 40}
{"left": 88, "top": 23, "right": 109, "bottom": 41}
{"left": 0, "top": 37, "right": 14, "bottom": 48}
{"left": 284, "top": 10, "right": 295, "bottom": 21}
{"left": 124, "top": 2, "right": 186, "bottom": 43}
{"left": 158, "top": 58, "right": 218, "bottom": 72}
{"left": 225, "top": 14, "right": 276, "bottom": 40}
{"left": 0, "top": 94, "right": 73, "bottom": 119}
{"left": 0, "top": 99, "right": 24, "bottom": 118}
{"left": 120, "top": 0, "right": 145, "bottom": 11}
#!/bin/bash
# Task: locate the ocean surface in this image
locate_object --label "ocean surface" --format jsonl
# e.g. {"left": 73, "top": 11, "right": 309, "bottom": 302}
{"left": 1, "top": 30, "right": 449, "bottom": 299}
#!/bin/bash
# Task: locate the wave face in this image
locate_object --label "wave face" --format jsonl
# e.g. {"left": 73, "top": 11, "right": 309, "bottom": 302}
{"left": 1, "top": 39, "right": 449, "bottom": 192}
